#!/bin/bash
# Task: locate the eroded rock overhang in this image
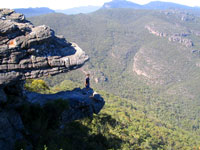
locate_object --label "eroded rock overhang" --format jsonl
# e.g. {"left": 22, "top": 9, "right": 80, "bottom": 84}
{"left": 0, "top": 9, "right": 89, "bottom": 87}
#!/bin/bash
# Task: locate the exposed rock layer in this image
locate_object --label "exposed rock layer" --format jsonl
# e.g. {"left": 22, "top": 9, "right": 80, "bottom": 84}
{"left": 0, "top": 8, "right": 89, "bottom": 87}
{"left": 145, "top": 24, "right": 193, "bottom": 48}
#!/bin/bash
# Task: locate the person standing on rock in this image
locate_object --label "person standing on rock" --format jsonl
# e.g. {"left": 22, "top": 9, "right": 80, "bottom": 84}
{"left": 85, "top": 74, "right": 90, "bottom": 89}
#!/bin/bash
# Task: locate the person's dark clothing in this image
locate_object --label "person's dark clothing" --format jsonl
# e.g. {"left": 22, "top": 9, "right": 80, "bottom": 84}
{"left": 85, "top": 77, "right": 90, "bottom": 88}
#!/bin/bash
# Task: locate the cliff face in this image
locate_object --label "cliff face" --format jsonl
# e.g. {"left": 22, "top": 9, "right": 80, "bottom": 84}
{"left": 0, "top": 8, "right": 88, "bottom": 87}
{"left": 0, "top": 9, "right": 104, "bottom": 150}
{"left": 145, "top": 24, "right": 193, "bottom": 48}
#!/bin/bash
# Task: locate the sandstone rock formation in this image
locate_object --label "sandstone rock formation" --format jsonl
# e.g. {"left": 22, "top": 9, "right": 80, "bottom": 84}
{"left": 145, "top": 24, "right": 193, "bottom": 48}
{"left": 0, "top": 9, "right": 105, "bottom": 150}
{"left": 168, "top": 35, "right": 193, "bottom": 48}
{"left": 0, "top": 8, "right": 89, "bottom": 87}
{"left": 145, "top": 25, "right": 168, "bottom": 37}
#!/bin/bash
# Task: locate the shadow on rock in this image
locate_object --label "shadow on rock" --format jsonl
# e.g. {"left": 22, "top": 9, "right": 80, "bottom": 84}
{"left": 26, "top": 87, "right": 105, "bottom": 123}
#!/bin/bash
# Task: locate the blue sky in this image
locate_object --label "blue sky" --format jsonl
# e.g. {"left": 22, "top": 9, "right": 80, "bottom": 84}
{"left": 2, "top": 0, "right": 200, "bottom": 10}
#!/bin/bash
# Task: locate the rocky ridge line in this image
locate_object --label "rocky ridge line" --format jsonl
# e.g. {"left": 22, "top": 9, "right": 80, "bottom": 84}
{"left": 145, "top": 25, "right": 193, "bottom": 48}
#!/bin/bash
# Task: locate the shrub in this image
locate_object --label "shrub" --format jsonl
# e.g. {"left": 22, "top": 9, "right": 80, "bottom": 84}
{"left": 24, "top": 79, "right": 50, "bottom": 93}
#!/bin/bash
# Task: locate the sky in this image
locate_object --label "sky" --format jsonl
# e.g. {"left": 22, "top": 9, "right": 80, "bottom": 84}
{"left": 2, "top": 0, "right": 200, "bottom": 10}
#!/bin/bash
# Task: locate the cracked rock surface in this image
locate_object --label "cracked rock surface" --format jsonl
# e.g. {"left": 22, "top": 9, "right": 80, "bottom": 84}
{"left": 0, "top": 8, "right": 89, "bottom": 87}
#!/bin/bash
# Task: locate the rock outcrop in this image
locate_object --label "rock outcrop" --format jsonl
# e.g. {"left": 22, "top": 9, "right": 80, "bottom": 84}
{"left": 0, "top": 8, "right": 89, "bottom": 87}
{"left": 145, "top": 25, "right": 168, "bottom": 37}
{"left": 26, "top": 88, "right": 105, "bottom": 123}
{"left": 145, "top": 24, "right": 193, "bottom": 48}
{"left": 0, "top": 9, "right": 105, "bottom": 150}
{"left": 168, "top": 35, "right": 193, "bottom": 48}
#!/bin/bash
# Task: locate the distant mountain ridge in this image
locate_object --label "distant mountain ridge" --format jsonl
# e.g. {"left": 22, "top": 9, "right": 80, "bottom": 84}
{"left": 103, "top": 0, "right": 142, "bottom": 9}
{"left": 55, "top": 6, "right": 100, "bottom": 15}
{"left": 102, "top": 0, "right": 199, "bottom": 10}
{"left": 14, "top": 7, "right": 55, "bottom": 17}
{"left": 144, "top": 1, "right": 191, "bottom": 9}
{"left": 14, "top": 1, "right": 200, "bottom": 17}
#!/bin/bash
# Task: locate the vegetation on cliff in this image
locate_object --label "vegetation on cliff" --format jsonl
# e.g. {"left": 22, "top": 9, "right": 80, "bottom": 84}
{"left": 17, "top": 79, "right": 200, "bottom": 150}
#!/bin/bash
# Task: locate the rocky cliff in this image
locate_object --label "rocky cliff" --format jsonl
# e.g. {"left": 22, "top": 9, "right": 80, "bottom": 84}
{"left": 0, "top": 9, "right": 105, "bottom": 150}
{"left": 0, "top": 8, "right": 89, "bottom": 87}
{"left": 145, "top": 24, "right": 193, "bottom": 48}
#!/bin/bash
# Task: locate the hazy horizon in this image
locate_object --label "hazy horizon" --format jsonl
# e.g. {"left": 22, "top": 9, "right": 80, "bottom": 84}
{"left": 2, "top": 0, "right": 200, "bottom": 10}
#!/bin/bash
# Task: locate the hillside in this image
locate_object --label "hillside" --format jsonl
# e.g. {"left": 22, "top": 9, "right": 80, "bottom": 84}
{"left": 29, "top": 9, "right": 200, "bottom": 136}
